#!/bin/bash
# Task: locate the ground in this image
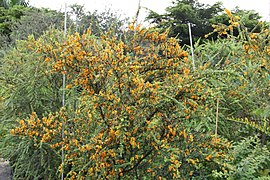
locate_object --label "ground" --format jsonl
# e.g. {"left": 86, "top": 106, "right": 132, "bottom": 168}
{"left": 0, "top": 158, "right": 11, "bottom": 180}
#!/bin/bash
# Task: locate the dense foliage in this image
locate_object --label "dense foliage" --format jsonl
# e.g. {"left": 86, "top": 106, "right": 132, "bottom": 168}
{"left": 0, "top": 5, "right": 127, "bottom": 50}
{"left": 0, "top": 0, "right": 28, "bottom": 8}
{"left": 0, "top": 4, "right": 269, "bottom": 180}
{"left": 0, "top": 6, "right": 65, "bottom": 48}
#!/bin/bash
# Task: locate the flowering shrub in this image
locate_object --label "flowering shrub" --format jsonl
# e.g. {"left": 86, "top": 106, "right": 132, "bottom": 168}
{"left": 5, "top": 25, "right": 234, "bottom": 179}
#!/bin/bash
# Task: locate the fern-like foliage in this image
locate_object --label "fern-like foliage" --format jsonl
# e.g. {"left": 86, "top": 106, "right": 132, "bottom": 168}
{"left": 227, "top": 117, "right": 270, "bottom": 136}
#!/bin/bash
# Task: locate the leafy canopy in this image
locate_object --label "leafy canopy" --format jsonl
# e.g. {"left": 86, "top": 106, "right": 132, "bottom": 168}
{"left": 146, "top": 0, "right": 261, "bottom": 45}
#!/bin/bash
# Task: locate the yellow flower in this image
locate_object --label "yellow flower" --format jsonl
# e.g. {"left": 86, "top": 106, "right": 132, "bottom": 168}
{"left": 168, "top": 164, "right": 175, "bottom": 171}
{"left": 188, "top": 158, "right": 196, "bottom": 165}
{"left": 235, "top": 15, "right": 240, "bottom": 20}
{"left": 189, "top": 134, "right": 194, "bottom": 142}
{"left": 66, "top": 84, "right": 73, "bottom": 89}
{"left": 10, "top": 129, "right": 15, "bottom": 135}
{"left": 19, "top": 120, "right": 25, "bottom": 126}
{"left": 232, "top": 22, "right": 240, "bottom": 27}
{"left": 224, "top": 8, "right": 232, "bottom": 18}
{"left": 130, "top": 137, "right": 137, "bottom": 147}
{"left": 128, "top": 23, "right": 135, "bottom": 31}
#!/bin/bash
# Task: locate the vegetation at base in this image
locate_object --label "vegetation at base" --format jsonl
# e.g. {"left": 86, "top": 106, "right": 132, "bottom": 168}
{"left": 0, "top": 1, "right": 269, "bottom": 179}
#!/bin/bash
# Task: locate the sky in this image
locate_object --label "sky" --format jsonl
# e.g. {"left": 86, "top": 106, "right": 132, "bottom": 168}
{"left": 29, "top": 0, "right": 270, "bottom": 23}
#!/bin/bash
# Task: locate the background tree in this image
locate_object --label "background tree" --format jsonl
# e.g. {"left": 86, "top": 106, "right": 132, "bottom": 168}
{"left": 0, "top": 4, "right": 128, "bottom": 49}
{"left": 69, "top": 4, "right": 85, "bottom": 32}
{"left": 0, "top": 0, "right": 28, "bottom": 8}
{"left": 210, "top": 7, "right": 262, "bottom": 36}
{"left": 0, "top": 5, "right": 27, "bottom": 47}
{"left": 10, "top": 8, "right": 65, "bottom": 42}
{"left": 79, "top": 8, "right": 128, "bottom": 37}
{"left": 146, "top": 0, "right": 261, "bottom": 45}
{"left": 0, "top": 6, "right": 67, "bottom": 48}
{"left": 147, "top": 0, "right": 223, "bottom": 45}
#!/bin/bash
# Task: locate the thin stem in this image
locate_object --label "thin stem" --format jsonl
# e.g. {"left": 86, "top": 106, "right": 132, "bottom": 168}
{"left": 215, "top": 98, "right": 219, "bottom": 137}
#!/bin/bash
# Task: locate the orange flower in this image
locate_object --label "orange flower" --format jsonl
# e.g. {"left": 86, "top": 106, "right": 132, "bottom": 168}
{"left": 205, "top": 154, "right": 213, "bottom": 161}
{"left": 183, "top": 68, "right": 190, "bottom": 75}
{"left": 130, "top": 137, "right": 137, "bottom": 147}
{"left": 45, "top": 57, "right": 51, "bottom": 63}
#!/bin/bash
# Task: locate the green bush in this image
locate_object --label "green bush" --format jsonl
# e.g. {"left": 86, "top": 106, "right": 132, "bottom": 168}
{"left": 213, "top": 136, "right": 270, "bottom": 179}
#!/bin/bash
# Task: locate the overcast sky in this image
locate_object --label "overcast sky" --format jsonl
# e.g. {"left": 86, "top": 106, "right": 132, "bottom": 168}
{"left": 29, "top": 0, "right": 270, "bottom": 22}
